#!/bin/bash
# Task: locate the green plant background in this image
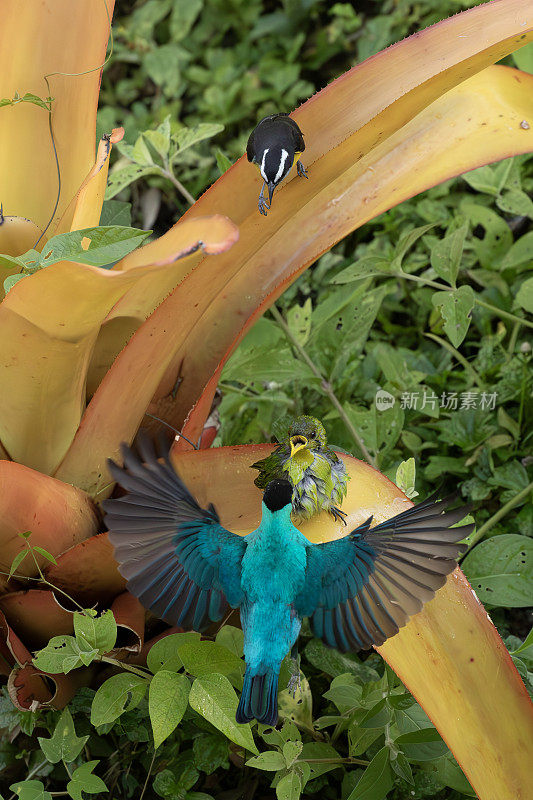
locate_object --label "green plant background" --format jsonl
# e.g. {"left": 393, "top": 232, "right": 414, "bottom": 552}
{"left": 3, "top": 1, "right": 532, "bottom": 799}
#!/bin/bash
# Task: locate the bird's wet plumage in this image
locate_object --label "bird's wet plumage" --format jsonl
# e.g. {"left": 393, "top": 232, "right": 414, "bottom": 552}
{"left": 246, "top": 113, "right": 307, "bottom": 215}
{"left": 252, "top": 415, "right": 349, "bottom": 522}
{"left": 104, "top": 434, "right": 472, "bottom": 727}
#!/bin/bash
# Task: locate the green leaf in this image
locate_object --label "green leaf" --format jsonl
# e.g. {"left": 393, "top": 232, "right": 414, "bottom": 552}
{"left": 462, "top": 534, "right": 533, "bottom": 607}
{"left": 215, "top": 626, "right": 244, "bottom": 657}
{"left": 283, "top": 740, "right": 303, "bottom": 767}
{"left": 147, "top": 631, "right": 201, "bottom": 673}
{"left": 90, "top": 673, "right": 147, "bottom": 727}
{"left": 8, "top": 781, "right": 52, "bottom": 800}
{"left": 0, "top": 254, "right": 24, "bottom": 270}
{"left": 346, "top": 747, "right": 392, "bottom": 800}
{"left": 73, "top": 610, "right": 117, "bottom": 655}
{"left": 216, "top": 149, "right": 232, "bottom": 175}
{"left": 276, "top": 771, "right": 301, "bottom": 800}
{"left": 169, "top": 0, "right": 203, "bottom": 41}
{"left": 392, "top": 223, "right": 436, "bottom": 269}
{"left": 430, "top": 223, "right": 468, "bottom": 287}
{"left": 99, "top": 200, "right": 132, "bottom": 227}
{"left": 33, "top": 636, "right": 94, "bottom": 674}
{"left": 188, "top": 673, "right": 258, "bottom": 754}
{"left": 153, "top": 766, "right": 200, "bottom": 799}
{"left": 513, "top": 40, "right": 533, "bottom": 71}
{"left": 246, "top": 751, "right": 286, "bottom": 771}
{"left": 40, "top": 227, "right": 151, "bottom": 268}
{"left": 431, "top": 285, "right": 474, "bottom": 347}
{"left": 395, "top": 458, "right": 418, "bottom": 499}
{"left": 390, "top": 751, "right": 413, "bottom": 784}
{"left": 510, "top": 627, "right": 533, "bottom": 659}
{"left": 31, "top": 546, "right": 57, "bottom": 565}
{"left": 299, "top": 742, "right": 343, "bottom": 778}
{"left": 142, "top": 117, "right": 171, "bottom": 161}
{"left": 149, "top": 670, "right": 190, "bottom": 748}
{"left": 8, "top": 550, "right": 28, "bottom": 578}
{"left": 172, "top": 123, "right": 224, "bottom": 155}
{"left": 38, "top": 708, "right": 89, "bottom": 764}
{"left": 192, "top": 733, "right": 229, "bottom": 773}
{"left": 304, "top": 639, "right": 379, "bottom": 681}
{"left": 178, "top": 640, "right": 244, "bottom": 678}
{"left": 287, "top": 299, "right": 312, "bottom": 347}
{"left": 66, "top": 761, "right": 107, "bottom": 800}
{"left": 105, "top": 165, "right": 162, "bottom": 199}
{"left": 516, "top": 276, "right": 533, "bottom": 314}
{"left": 394, "top": 728, "right": 449, "bottom": 761}
{"left": 4, "top": 273, "right": 26, "bottom": 294}
{"left": 459, "top": 202, "right": 513, "bottom": 267}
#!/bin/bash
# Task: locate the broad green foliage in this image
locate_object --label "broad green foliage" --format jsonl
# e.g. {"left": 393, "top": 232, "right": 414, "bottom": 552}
{"left": 3, "top": 0, "right": 532, "bottom": 797}
{"left": 1, "top": 226, "right": 151, "bottom": 293}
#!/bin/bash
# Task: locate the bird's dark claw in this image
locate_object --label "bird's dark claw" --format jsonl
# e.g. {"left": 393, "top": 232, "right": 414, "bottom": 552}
{"left": 297, "top": 161, "right": 309, "bottom": 179}
{"left": 331, "top": 506, "right": 348, "bottom": 525}
{"left": 258, "top": 183, "right": 270, "bottom": 216}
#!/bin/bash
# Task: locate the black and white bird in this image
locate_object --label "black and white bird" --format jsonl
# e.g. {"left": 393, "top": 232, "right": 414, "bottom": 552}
{"left": 246, "top": 113, "right": 308, "bottom": 216}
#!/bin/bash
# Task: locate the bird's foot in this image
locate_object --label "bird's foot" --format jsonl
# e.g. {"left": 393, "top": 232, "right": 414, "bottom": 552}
{"left": 297, "top": 161, "right": 309, "bottom": 179}
{"left": 287, "top": 667, "right": 302, "bottom": 699}
{"left": 331, "top": 506, "right": 348, "bottom": 525}
{"left": 258, "top": 183, "right": 270, "bottom": 216}
{"left": 258, "top": 198, "right": 270, "bottom": 216}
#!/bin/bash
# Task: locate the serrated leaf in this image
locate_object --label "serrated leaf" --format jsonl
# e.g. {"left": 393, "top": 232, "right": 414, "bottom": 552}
{"left": 462, "top": 534, "right": 533, "bottom": 607}
{"left": 66, "top": 761, "right": 107, "bottom": 800}
{"left": 146, "top": 631, "right": 202, "bottom": 674}
{"left": 431, "top": 285, "right": 474, "bottom": 347}
{"left": 188, "top": 673, "right": 258, "bottom": 754}
{"left": 172, "top": 123, "right": 224, "bottom": 154}
{"left": 38, "top": 708, "right": 89, "bottom": 763}
{"left": 90, "top": 673, "right": 147, "bottom": 727}
{"left": 73, "top": 610, "right": 117, "bottom": 655}
{"left": 149, "top": 670, "right": 189, "bottom": 748}
{"left": 105, "top": 164, "right": 162, "bottom": 199}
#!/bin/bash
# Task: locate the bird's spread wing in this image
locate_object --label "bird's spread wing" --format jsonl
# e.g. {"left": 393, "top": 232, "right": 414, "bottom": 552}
{"left": 103, "top": 435, "right": 246, "bottom": 631}
{"left": 294, "top": 492, "right": 472, "bottom": 651}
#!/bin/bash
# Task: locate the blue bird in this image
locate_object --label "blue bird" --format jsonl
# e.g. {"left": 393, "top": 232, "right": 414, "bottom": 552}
{"left": 103, "top": 436, "right": 472, "bottom": 727}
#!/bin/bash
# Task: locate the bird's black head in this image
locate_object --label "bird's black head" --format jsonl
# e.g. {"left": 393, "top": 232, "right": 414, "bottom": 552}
{"left": 260, "top": 146, "right": 294, "bottom": 202}
{"left": 263, "top": 479, "right": 293, "bottom": 512}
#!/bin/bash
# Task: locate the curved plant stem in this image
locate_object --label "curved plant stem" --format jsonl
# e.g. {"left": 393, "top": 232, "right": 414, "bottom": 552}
{"left": 424, "top": 332, "right": 483, "bottom": 387}
{"left": 162, "top": 162, "right": 195, "bottom": 205}
{"left": 461, "top": 480, "right": 533, "bottom": 555}
{"left": 270, "top": 306, "right": 376, "bottom": 466}
{"left": 100, "top": 655, "right": 152, "bottom": 679}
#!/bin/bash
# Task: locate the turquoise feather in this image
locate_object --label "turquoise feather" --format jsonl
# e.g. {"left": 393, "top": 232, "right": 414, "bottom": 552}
{"left": 104, "top": 435, "right": 473, "bottom": 727}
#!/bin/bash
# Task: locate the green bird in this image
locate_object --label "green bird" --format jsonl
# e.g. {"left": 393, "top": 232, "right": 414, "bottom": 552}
{"left": 252, "top": 415, "right": 349, "bottom": 523}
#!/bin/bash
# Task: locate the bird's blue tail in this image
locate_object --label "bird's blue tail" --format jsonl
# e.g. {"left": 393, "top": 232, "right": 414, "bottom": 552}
{"left": 236, "top": 667, "right": 279, "bottom": 726}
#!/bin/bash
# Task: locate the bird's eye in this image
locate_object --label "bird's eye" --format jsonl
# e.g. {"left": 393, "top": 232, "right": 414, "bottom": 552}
{"left": 311, "top": 430, "right": 316, "bottom": 437}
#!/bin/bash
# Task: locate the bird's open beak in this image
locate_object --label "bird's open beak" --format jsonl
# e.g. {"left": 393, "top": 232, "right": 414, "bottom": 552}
{"left": 290, "top": 435, "right": 308, "bottom": 457}
{"left": 267, "top": 182, "right": 276, "bottom": 205}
